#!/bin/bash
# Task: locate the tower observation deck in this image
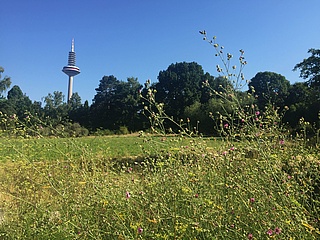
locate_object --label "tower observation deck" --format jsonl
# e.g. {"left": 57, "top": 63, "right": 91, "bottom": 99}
{"left": 62, "top": 39, "right": 80, "bottom": 102}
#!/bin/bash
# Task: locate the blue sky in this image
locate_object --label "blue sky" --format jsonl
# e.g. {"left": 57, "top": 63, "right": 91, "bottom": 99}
{"left": 1, "top": 0, "right": 320, "bottom": 104}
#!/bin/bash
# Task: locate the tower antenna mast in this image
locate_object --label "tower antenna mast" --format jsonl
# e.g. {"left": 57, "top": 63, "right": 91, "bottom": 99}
{"left": 62, "top": 38, "right": 80, "bottom": 102}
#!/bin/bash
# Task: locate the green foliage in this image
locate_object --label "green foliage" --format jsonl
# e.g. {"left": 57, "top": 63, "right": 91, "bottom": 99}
{"left": 68, "top": 92, "right": 82, "bottom": 110}
{"left": 43, "top": 91, "right": 69, "bottom": 125}
{"left": 0, "top": 110, "right": 89, "bottom": 138}
{"left": 155, "top": 62, "right": 214, "bottom": 119}
{"left": 118, "top": 126, "right": 130, "bottom": 135}
{"left": 0, "top": 67, "right": 11, "bottom": 98}
{"left": 293, "top": 48, "right": 320, "bottom": 87}
{"left": 91, "top": 76, "right": 143, "bottom": 132}
{"left": 285, "top": 82, "right": 319, "bottom": 128}
{"left": 249, "top": 71, "right": 290, "bottom": 109}
{"left": 68, "top": 95, "right": 91, "bottom": 129}
{"left": 0, "top": 85, "right": 40, "bottom": 127}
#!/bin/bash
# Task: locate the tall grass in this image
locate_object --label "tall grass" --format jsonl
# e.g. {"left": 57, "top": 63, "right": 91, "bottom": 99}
{"left": 0, "top": 134, "right": 319, "bottom": 239}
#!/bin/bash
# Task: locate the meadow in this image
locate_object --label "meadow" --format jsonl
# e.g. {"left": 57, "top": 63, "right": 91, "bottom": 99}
{"left": 0, "top": 132, "right": 319, "bottom": 239}
{"left": 0, "top": 36, "right": 319, "bottom": 239}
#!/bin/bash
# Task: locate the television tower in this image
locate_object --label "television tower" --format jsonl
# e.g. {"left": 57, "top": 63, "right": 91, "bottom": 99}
{"left": 62, "top": 39, "right": 80, "bottom": 102}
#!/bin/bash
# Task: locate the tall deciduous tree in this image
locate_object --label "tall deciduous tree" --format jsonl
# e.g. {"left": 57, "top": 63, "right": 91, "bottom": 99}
{"left": 43, "top": 91, "right": 68, "bottom": 123}
{"left": 248, "top": 71, "right": 290, "bottom": 109}
{"left": 7, "top": 85, "right": 33, "bottom": 118}
{"left": 293, "top": 49, "right": 320, "bottom": 128}
{"left": 67, "top": 93, "right": 91, "bottom": 129}
{"left": 284, "top": 82, "right": 314, "bottom": 127}
{"left": 68, "top": 92, "right": 82, "bottom": 110}
{"left": 293, "top": 48, "right": 320, "bottom": 87}
{"left": 155, "top": 62, "right": 214, "bottom": 119}
{"left": 91, "top": 75, "right": 142, "bottom": 131}
{"left": 0, "top": 67, "right": 11, "bottom": 98}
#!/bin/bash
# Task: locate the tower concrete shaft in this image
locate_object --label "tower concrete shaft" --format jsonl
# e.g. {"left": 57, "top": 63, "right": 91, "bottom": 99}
{"left": 68, "top": 76, "right": 74, "bottom": 103}
{"left": 62, "top": 39, "right": 80, "bottom": 102}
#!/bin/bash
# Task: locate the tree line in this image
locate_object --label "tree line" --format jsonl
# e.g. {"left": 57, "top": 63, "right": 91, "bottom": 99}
{"left": 0, "top": 48, "right": 319, "bottom": 136}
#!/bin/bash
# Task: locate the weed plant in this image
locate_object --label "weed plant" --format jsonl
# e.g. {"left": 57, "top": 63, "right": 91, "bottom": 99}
{"left": 0, "top": 32, "right": 319, "bottom": 239}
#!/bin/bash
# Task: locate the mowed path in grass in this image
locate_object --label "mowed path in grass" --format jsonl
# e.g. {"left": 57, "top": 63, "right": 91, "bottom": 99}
{"left": 0, "top": 135, "right": 222, "bottom": 163}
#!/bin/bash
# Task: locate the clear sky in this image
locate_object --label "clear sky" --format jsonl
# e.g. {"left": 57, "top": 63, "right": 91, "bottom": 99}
{"left": 1, "top": 0, "right": 320, "bottom": 104}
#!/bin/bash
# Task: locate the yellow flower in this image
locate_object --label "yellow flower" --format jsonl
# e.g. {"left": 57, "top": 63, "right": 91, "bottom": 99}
{"left": 302, "top": 222, "right": 315, "bottom": 231}
{"left": 148, "top": 218, "right": 157, "bottom": 224}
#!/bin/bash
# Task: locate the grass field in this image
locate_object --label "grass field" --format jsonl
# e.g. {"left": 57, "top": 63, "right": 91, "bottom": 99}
{"left": 0, "top": 135, "right": 222, "bottom": 162}
{"left": 0, "top": 133, "right": 319, "bottom": 239}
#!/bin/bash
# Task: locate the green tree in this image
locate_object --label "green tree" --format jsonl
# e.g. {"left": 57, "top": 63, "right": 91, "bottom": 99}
{"left": 285, "top": 82, "right": 319, "bottom": 129}
{"left": 292, "top": 49, "right": 320, "bottom": 129}
{"left": 91, "top": 75, "right": 120, "bottom": 130}
{"left": 68, "top": 94, "right": 91, "bottom": 129}
{"left": 0, "top": 67, "right": 11, "bottom": 98}
{"left": 43, "top": 91, "right": 68, "bottom": 124}
{"left": 91, "top": 76, "right": 142, "bottom": 131}
{"left": 68, "top": 92, "right": 82, "bottom": 110}
{"left": 7, "top": 85, "right": 24, "bottom": 102}
{"left": 293, "top": 48, "right": 320, "bottom": 87}
{"left": 155, "top": 62, "right": 214, "bottom": 119}
{"left": 248, "top": 71, "right": 290, "bottom": 109}
{"left": 284, "top": 82, "right": 313, "bottom": 127}
{"left": 6, "top": 85, "right": 33, "bottom": 118}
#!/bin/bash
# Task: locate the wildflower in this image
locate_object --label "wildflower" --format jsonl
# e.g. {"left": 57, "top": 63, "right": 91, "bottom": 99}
{"left": 195, "top": 193, "right": 199, "bottom": 198}
{"left": 250, "top": 197, "right": 255, "bottom": 203}
{"left": 216, "top": 65, "right": 222, "bottom": 72}
{"left": 126, "top": 191, "right": 131, "bottom": 199}
{"left": 274, "top": 227, "right": 281, "bottom": 234}
{"left": 255, "top": 111, "right": 260, "bottom": 116}
{"left": 222, "top": 151, "right": 227, "bottom": 156}
{"left": 267, "top": 229, "right": 273, "bottom": 236}
{"left": 247, "top": 233, "right": 253, "bottom": 239}
{"left": 230, "top": 146, "right": 235, "bottom": 151}
{"left": 224, "top": 123, "right": 229, "bottom": 128}
{"left": 138, "top": 227, "right": 143, "bottom": 234}
{"left": 279, "top": 139, "right": 285, "bottom": 145}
